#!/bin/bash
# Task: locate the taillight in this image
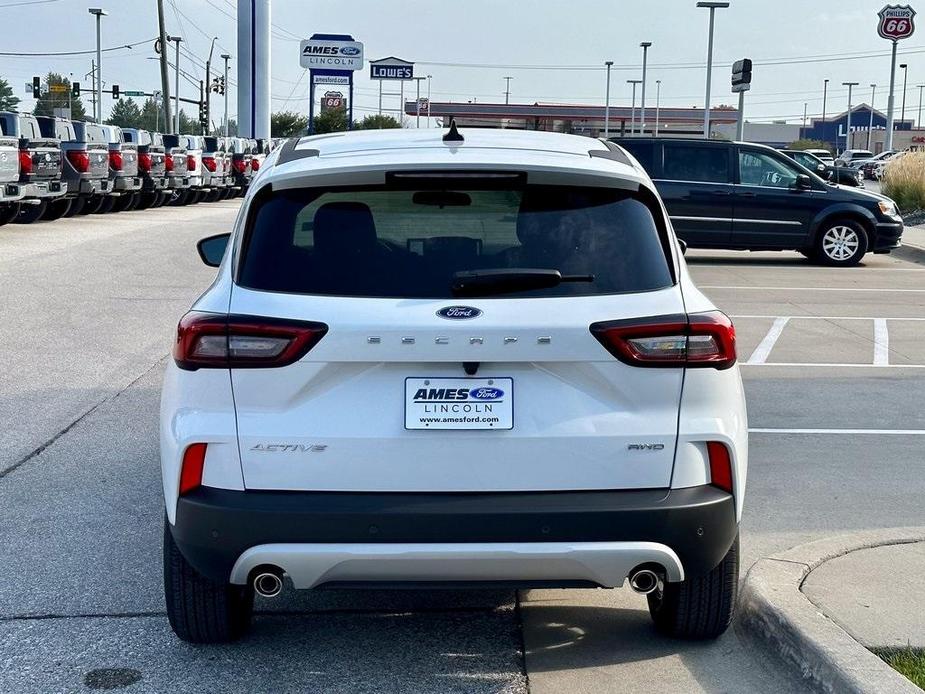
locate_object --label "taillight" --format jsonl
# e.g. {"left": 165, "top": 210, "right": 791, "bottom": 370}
{"left": 18, "top": 150, "right": 32, "bottom": 175}
{"left": 179, "top": 443, "right": 207, "bottom": 495}
{"left": 138, "top": 152, "right": 152, "bottom": 172}
{"left": 251, "top": 159, "right": 260, "bottom": 172}
{"left": 590, "top": 311, "right": 736, "bottom": 369}
{"left": 707, "top": 441, "right": 733, "bottom": 494}
{"left": 202, "top": 156, "right": 216, "bottom": 172}
{"left": 165, "top": 155, "right": 174, "bottom": 172}
{"left": 173, "top": 312, "right": 329, "bottom": 370}
{"left": 232, "top": 158, "right": 246, "bottom": 174}
{"left": 109, "top": 150, "right": 123, "bottom": 171}
{"left": 66, "top": 150, "right": 90, "bottom": 173}
{"left": 187, "top": 154, "right": 197, "bottom": 171}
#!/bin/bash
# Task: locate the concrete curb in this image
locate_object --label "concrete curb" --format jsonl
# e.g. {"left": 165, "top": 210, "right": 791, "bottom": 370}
{"left": 740, "top": 528, "right": 925, "bottom": 694}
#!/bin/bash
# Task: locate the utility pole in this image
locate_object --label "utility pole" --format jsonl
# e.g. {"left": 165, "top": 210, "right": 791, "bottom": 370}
{"left": 918, "top": 84, "right": 925, "bottom": 131}
{"left": 900, "top": 63, "right": 909, "bottom": 125}
{"left": 90, "top": 60, "right": 97, "bottom": 122}
{"left": 89, "top": 8, "right": 107, "bottom": 122}
{"left": 802, "top": 103, "right": 808, "bottom": 132}
{"left": 655, "top": 79, "right": 661, "bottom": 137}
{"left": 822, "top": 78, "right": 829, "bottom": 151}
{"left": 503, "top": 76, "right": 513, "bottom": 105}
{"left": 414, "top": 76, "right": 425, "bottom": 127}
{"left": 843, "top": 81, "right": 859, "bottom": 152}
{"left": 604, "top": 61, "right": 613, "bottom": 138}
{"left": 627, "top": 80, "right": 641, "bottom": 136}
{"left": 639, "top": 42, "right": 651, "bottom": 135}
{"left": 885, "top": 39, "right": 899, "bottom": 151}
{"left": 222, "top": 54, "right": 231, "bottom": 136}
{"left": 157, "top": 0, "right": 172, "bottom": 132}
{"left": 869, "top": 84, "right": 876, "bottom": 150}
{"left": 697, "top": 2, "right": 729, "bottom": 139}
{"left": 427, "top": 74, "right": 432, "bottom": 128}
{"left": 171, "top": 35, "right": 183, "bottom": 133}
{"left": 205, "top": 36, "right": 217, "bottom": 136}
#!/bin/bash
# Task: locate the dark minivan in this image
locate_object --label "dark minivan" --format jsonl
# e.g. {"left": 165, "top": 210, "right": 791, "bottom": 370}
{"left": 614, "top": 138, "right": 904, "bottom": 266}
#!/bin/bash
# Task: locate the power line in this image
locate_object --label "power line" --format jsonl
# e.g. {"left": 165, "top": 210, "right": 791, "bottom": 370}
{"left": 0, "top": 37, "right": 155, "bottom": 57}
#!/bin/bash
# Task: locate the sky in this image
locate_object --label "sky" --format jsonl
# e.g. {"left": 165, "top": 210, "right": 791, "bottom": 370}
{"left": 1, "top": 0, "right": 922, "bottom": 127}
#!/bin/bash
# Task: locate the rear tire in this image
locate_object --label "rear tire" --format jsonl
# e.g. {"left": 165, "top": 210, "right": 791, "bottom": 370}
{"left": 163, "top": 517, "right": 254, "bottom": 643}
{"left": 136, "top": 192, "right": 156, "bottom": 210}
{"left": 113, "top": 192, "right": 135, "bottom": 213}
{"left": 63, "top": 197, "right": 86, "bottom": 217}
{"left": 647, "top": 534, "right": 739, "bottom": 639}
{"left": 41, "top": 198, "right": 71, "bottom": 221}
{"left": 94, "top": 195, "right": 116, "bottom": 214}
{"left": 16, "top": 200, "right": 47, "bottom": 223}
{"left": 83, "top": 196, "right": 105, "bottom": 214}
{"left": 170, "top": 189, "right": 189, "bottom": 206}
{"left": 0, "top": 202, "right": 20, "bottom": 226}
{"left": 813, "top": 219, "right": 868, "bottom": 267}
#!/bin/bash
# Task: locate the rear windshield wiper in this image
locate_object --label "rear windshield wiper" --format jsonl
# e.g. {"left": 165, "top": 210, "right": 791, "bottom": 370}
{"left": 451, "top": 268, "right": 594, "bottom": 297}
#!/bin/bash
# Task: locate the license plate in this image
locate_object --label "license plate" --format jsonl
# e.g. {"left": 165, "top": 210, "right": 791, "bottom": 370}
{"left": 405, "top": 377, "right": 513, "bottom": 430}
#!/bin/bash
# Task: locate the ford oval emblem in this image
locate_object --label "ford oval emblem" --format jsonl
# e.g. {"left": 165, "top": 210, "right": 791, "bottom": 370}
{"left": 437, "top": 306, "right": 482, "bottom": 320}
{"left": 469, "top": 387, "right": 503, "bottom": 401}
{"left": 340, "top": 46, "right": 361, "bottom": 56}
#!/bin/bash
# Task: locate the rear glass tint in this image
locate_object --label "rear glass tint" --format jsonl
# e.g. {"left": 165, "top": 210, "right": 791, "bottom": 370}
{"left": 239, "top": 184, "right": 672, "bottom": 298}
{"left": 663, "top": 144, "right": 729, "bottom": 183}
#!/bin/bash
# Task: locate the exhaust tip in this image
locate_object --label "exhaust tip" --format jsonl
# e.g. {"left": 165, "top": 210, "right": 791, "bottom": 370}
{"left": 252, "top": 571, "right": 283, "bottom": 598}
{"left": 629, "top": 568, "right": 660, "bottom": 595}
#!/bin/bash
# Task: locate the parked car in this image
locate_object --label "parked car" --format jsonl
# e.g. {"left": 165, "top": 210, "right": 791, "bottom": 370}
{"left": 162, "top": 128, "right": 746, "bottom": 644}
{"left": 0, "top": 119, "right": 25, "bottom": 226}
{"left": 162, "top": 134, "right": 192, "bottom": 205}
{"left": 874, "top": 151, "right": 907, "bottom": 181}
{"left": 835, "top": 149, "right": 875, "bottom": 167}
{"left": 853, "top": 150, "right": 898, "bottom": 179}
{"left": 123, "top": 128, "right": 169, "bottom": 209}
{"left": 229, "top": 136, "right": 253, "bottom": 194}
{"left": 38, "top": 116, "right": 110, "bottom": 218}
{"left": 201, "top": 136, "right": 230, "bottom": 201}
{"left": 100, "top": 125, "right": 142, "bottom": 212}
{"left": 614, "top": 137, "right": 904, "bottom": 266}
{"left": 779, "top": 149, "right": 862, "bottom": 187}
{"left": 0, "top": 111, "right": 67, "bottom": 223}
{"left": 804, "top": 148, "right": 835, "bottom": 165}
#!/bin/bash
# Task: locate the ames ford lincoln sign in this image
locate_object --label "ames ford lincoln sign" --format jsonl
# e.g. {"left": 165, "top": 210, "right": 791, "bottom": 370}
{"left": 300, "top": 38, "right": 364, "bottom": 70}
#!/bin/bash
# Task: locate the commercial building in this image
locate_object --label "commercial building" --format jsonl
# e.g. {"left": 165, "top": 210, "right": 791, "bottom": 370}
{"left": 800, "top": 105, "right": 913, "bottom": 154}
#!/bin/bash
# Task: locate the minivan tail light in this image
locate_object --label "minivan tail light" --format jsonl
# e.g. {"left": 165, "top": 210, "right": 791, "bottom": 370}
{"left": 138, "top": 152, "right": 152, "bottom": 172}
{"left": 179, "top": 443, "right": 207, "bottom": 495}
{"left": 173, "top": 312, "right": 329, "bottom": 370}
{"left": 590, "top": 311, "right": 736, "bottom": 369}
{"left": 202, "top": 155, "right": 216, "bottom": 172}
{"left": 66, "top": 150, "right": 90, "bottom": 173}
{"left": 110, "top": 150, "right": 123, "bottom": 171}
{"left": 187, "top": 154, "right": 198, "bottom": 171}
{"left": 707, "top": 441, "right": 734, "bottom": 494}
{"left": 18, "top": 150, "right": 32, "bottom": 175}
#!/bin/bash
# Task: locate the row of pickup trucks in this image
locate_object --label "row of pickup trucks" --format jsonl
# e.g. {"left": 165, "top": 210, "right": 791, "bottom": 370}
{"left": 0, "top": 111, "right": 270, "bottom": 225}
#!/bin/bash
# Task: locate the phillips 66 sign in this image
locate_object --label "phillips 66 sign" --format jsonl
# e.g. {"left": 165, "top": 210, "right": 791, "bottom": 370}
{"left": 878, "top": 5, "right": 916, "bottom": 41}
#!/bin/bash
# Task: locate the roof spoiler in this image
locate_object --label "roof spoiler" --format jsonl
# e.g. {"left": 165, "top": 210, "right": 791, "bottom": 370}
{"left": 276, "top": 137, "right": 320, "bottom": 165}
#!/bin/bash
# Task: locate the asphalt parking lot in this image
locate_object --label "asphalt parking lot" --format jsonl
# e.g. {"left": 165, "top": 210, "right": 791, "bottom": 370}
{"left": 1, "top": 204, "right": 923, "bottom": 693}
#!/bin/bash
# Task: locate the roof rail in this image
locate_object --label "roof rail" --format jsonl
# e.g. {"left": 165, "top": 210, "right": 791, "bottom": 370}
{"left": 276, "top": 137, "right": 320, "bottom": 165}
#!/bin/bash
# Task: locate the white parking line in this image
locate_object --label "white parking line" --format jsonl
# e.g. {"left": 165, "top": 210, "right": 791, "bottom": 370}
{"left": 732, "top": 315, "right": 925, "bottom": 321}
{"left": 742, "top": 362, "right": 925, "bottom": 369}
{"left": 873, "top": 319, "right": 890, "bottom": 366}
{"left": 750, "top": 428, "right": 925, "bottom": 435}
{"left": 746, "top": 317, "right": 790, "bottom": 365}
{"left": 702, "top": 285, "right": 925, "bottom": 293}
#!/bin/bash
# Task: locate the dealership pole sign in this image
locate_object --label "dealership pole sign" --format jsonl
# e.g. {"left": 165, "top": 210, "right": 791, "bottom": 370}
{"left": 879, "top": 6, "right": 915, "bottom": 150}
{"left": 301, "top": 34, "right": 364, "bottom": 134}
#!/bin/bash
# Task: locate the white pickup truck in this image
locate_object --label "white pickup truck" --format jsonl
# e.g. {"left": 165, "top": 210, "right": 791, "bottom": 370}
{"left": 0, "top": 119, "right": 25, "bottom": 226}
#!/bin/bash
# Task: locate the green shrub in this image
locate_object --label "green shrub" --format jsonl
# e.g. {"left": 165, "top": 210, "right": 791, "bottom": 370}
{"left": 788, "top": 139, "right": 830, "bottom": 152}
{"left": 881, "top": 152, "right": 925, "bottom": 212}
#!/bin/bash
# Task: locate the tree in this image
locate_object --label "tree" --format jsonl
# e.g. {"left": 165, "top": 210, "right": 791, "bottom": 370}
{"left": 178, "top": 109, "right": 198, "bottom": 134}
{"left": 312, "top": 107, "right": 349, "bottom": 134}
{"left": 0, "top": 76, "right": 20, "bottom": 111}
{"left": 139, "top": 97, "right": 161, "bottom": 132}
{"left": 788, "top": 138, "right": 830, "bottom": 152}
{"left": 271, "top": 111, "right": 309, "bottom": 137}
{"left": 33, "top": 72, "right": 86, "bottom": 121}
{"left": 106, "top": 98, "right": 143, "bottom": 128}
{"left": 356, "top": 114, "right": 401, "bottom": 130}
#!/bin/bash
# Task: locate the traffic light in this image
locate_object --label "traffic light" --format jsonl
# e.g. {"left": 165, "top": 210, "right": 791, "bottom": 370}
{"left": 112, "top": 84, "right": 120, "bottom": 99}
{"left": 72, "top": 82, "right": 81, "bottom": 97}
{"left": 210, "top": 76, "right": 225, "bottom": 95}
{"left": 220, "top": 76, "right": 226, "bottom": 95}
{"left": 32, "top": 76, "right": 40, "bottom": 99}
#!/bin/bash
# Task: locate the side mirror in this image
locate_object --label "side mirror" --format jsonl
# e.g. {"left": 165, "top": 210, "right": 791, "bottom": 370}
{"left": 197, "top": 233, "right": 230, "bottom": 267}
{"left": 677, "top": 238, "right": 688, "bottom": 255}
{"left": 816, "top": 163, "right": 826, "bottom": 174}
{"left": 794, "top": 174, "right": 812, "bottom": 191}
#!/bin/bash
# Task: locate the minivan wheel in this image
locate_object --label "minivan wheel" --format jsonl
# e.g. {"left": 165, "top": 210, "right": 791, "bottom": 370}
{"left": 16, "top": 200, "right": 47, "bottom": 223}
{"left": 814, "top": 220, "right": 867, "bottom": 266}
{"left": 163, "top": 517, "right": 254, "bottom": 643}
{"left": 647, "top": 534, "right": 738, "bottom": 639}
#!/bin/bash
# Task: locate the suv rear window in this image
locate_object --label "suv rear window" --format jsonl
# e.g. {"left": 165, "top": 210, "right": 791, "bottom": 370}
{"left": 239, "top": 184, "right": 673, "bottom": 298}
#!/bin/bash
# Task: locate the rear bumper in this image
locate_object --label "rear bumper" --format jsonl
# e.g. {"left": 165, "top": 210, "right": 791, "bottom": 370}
{"left": 169, "top": 485, "right": 737, "bottom": 585}
{"left": 167, "top": 176, "right": 190, "bottom": 189}
{"left": 74, "top": 178, "right": 110, "bottom": 197}
{"left": 142, "top": 176, "right": 167, "bottom": 192}
{"left": 0, "top": 182, "right": 23, "bottom": 203}
{"left": 874, "top": 221, "right": 903, "bottom": 252}
{"left": 112, "top": 176, "right": 142, "bottom": 193}
{"left": 20, "top": 180, "right": 66, "bottom": 200}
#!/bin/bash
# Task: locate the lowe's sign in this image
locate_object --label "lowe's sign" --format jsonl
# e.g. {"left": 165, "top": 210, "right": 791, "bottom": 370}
{"left": 300, "top": 38, "right": 364, "bottom": 71}
{"left": 370, "top": 57, "right": 414, "bottom": 80}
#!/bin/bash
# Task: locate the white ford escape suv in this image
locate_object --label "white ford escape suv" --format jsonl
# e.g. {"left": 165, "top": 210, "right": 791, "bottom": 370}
{"left": 161, "top": 125, "right": 748, "bottom": 643}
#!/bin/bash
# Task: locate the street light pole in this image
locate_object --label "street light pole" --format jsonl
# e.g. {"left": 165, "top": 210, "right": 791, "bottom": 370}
{"left": 822, "top": 78, "right": 830, "bottom": 151}
{"left": 843, "top": 81, "right": 859, "bottom": 153}
{"left": 655, "top": 79, "right": 661, "bottom": 137}
{"left": 627, "top": 79, "right": 642, "bottom": 136}
{"left": 221, "top": 53, "right": 231, "bottom": 137}
{"left": 503, "top": 76, "right": 513, "bottom": 105}
{"left": 868, "top": 84, "right": 876, "bottom": 150}
{"left": 427, "top": 74, "right": 432, "bottom": 128}
{"left": 900, "top": 63, "right": 909, "bottom": 125}
{"left": 639, "top": 42, "right": 651, "bottom": 135}
{"left": 205, "top": 36, "right": 217, "bottom": 135}
{"left": 696, "top": 1, "right": 730, "bottom": 139}
{"left": 170, "top": 36, "right": 182, "bottom": 133}
{"left": 414, "top": 76, "right": 425, "bottom": 127}
{"left": 88, "top": 8, "right": 107, "bottom": 122}
{"left": 604, "top": 61, "right": 613, "bottom": 138}
{"left": 918, "top": 84, "right": 925, "bottom": 130}
{"left": 885, "top": 40, "right": 899, "bottom": 151}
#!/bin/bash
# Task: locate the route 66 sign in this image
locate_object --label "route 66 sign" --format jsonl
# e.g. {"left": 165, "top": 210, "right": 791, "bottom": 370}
{"left": 878, "top": 5, "right": 916, "bottom": 41}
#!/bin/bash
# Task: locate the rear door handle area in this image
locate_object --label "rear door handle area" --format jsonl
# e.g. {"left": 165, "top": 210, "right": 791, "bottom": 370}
{"left": 737, "top": 191, "right": 757, "bottom": 197}
{"left": 711, "top": 190, "right": 732, "bottom": 196}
